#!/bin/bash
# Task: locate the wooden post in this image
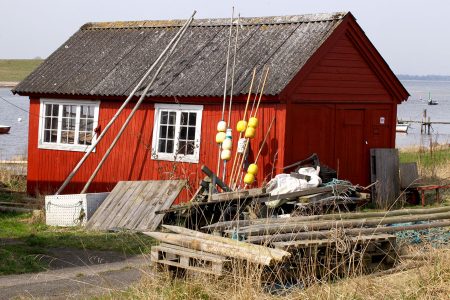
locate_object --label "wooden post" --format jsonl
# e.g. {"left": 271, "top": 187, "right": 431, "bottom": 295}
{"left": 56, "top": 11, "right": 196, "bottom": 195}
{"left": 80, "top": 14, "right": 195, "bottom": 193}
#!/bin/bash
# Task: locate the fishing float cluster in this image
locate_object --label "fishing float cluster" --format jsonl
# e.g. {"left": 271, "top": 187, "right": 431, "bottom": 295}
{"left": 238, "top": 116, "right": 258, "bottom": 185}
{"left": 216, "top": 121, "right": 233, "bottom": 161}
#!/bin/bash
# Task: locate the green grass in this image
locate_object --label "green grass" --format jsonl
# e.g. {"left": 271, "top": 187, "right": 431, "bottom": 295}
{"left": 0, "top": 59, "right": 43, "bottom": 82}
{"left": 399, "top": 147, "right": 450, "bottom": 168}
{"left": 0, "top": 212, "right": 156, "bottom": 275}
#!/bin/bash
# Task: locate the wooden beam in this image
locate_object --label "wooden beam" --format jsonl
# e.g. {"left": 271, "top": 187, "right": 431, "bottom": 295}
{"left": 201, "top": 165, "right": 231, "bottom": 192}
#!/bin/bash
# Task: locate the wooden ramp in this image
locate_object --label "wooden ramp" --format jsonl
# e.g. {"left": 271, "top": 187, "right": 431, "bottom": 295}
{"left": 86, "top": 180, "right": 186, "bottom": 231}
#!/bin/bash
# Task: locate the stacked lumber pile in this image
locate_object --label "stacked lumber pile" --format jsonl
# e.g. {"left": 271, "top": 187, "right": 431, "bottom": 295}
{"left": 144, "top": 225, "right": 291, "bottom": 276}
{"left": 199, "top": 206, "right": 450, "bottom": 278}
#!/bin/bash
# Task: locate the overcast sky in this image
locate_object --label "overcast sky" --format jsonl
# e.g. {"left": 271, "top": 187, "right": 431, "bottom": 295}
{"left": 1, "top": 0, "right": 449, "bottom": 75}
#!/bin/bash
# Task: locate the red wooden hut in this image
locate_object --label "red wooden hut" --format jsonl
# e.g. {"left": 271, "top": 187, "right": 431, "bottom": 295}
{"left": 13, "top": 12, "right": 409, "bottom": 200}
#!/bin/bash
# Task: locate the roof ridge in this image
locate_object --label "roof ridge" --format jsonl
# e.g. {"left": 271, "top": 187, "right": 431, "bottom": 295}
{"left": 81, "top": 12, "right": 348, "bottom": 30}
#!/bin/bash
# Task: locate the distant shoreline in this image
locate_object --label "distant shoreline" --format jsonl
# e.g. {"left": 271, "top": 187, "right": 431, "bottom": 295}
{"left": 0, "top": 81, "right": 19, "bottom": 88}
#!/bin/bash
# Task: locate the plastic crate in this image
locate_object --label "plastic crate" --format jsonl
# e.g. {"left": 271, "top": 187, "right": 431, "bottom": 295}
{"left": 45, "top": 193, "right": 109, "bottom": 227}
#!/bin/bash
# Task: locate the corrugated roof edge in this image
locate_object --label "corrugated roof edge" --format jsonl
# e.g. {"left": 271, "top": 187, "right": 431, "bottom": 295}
{"left": 81, "top": 12, "right": 348, "bottom": 30}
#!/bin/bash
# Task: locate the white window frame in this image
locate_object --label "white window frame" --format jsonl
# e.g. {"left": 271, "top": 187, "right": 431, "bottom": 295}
{"left": 151, "top": 103, "right": 203, "bottom": 163}
{"left": 38, "top": 99, "right": 100, "bottom": 152}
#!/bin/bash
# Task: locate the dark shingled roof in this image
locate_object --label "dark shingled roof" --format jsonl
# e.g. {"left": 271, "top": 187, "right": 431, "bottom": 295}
{"left": 13, "top": 12, "right": 347, "bottom": 98}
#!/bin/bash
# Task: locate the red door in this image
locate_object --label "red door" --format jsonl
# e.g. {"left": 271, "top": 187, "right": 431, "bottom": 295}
{"left": 335, "top": 109, "right": 369, "bottom": 185}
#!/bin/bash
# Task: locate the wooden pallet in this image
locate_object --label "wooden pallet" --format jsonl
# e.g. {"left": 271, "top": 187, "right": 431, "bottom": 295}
{"left": 151, "top": 243, "right": 229, "bottom": 276}
{"left": 86, "top": 180, "right": 186, "bottom": 231}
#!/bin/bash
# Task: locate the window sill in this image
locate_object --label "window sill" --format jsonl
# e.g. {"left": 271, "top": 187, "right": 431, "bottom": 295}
{"left": 38, "top": 143, "right": 96, "bottom": 153}
{"left": 151, "top": 153, "right": 199, "bottom": 164}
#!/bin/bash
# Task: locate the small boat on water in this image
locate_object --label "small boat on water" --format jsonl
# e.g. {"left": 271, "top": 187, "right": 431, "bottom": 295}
{"left": 428, "top": 99, "right": 438, "bottom": 105}
{"left": 427, "top": 92, "right": 438, "bottom": 105}
{"left": 396, "top": 122, "right": 409, "bottom": 133}
{"left": 0, "top": 125, "right": 11, "bottom": 134}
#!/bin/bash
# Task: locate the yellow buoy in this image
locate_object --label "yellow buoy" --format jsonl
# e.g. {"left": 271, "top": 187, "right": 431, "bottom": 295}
{"left": 217, "top": 120, "right": 227, "bottom": 132}
{"left": 247, "top": 163, "right": 258, "bottom": 175}
{"left": 244, "top": 126, "right": 256, "bottom": 138}
{"left": 216, "top": 131, "right": 226, "bottom": 143}
{"left": 248, "top": 117, "right": 258, "bottom": 128}
{"left": 221, "top": 149, "right": 232, "bottom": 161}
{"left": 236, "top": 120, "right": 247, "bottom": 132}
{"left": 244, "top": 173, "right": 255, "bottom": 185}
{"left": 222, "top": 138, "right": 232, "bottom": 150}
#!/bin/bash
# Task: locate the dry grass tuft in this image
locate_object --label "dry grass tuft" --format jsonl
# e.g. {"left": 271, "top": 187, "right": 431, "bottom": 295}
{"left": 106, "top": 244, "right": 449, "bottom": 300}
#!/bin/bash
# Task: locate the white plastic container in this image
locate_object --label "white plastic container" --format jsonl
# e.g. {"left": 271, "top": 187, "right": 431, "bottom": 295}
{"left": 45, "top": 192, "right": 109, "bottom": 227}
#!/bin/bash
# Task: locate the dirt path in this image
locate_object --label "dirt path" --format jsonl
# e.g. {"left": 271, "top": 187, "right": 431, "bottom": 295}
{"left": 0, "top": 254, "right": 150, "bottom": 299}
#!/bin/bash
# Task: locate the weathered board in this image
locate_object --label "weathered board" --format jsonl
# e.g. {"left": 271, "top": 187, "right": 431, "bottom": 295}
{"left": 86, "top": 180, "right": 186, "bottom": 231}
{"left": 370, "top": 148, "right": 400, "bottom": 208}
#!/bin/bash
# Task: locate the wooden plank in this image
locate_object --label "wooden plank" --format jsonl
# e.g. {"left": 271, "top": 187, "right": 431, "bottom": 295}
{"left": 87, "top": 180, "right": 186, "bottom": 231}
{"left": 131, "top": 181, "right": 173, "bottom": 231}
{"left": 98, "top": 181, "right": 142, "bottom": 230}
{"left": 370, "top": 148, "right": 400, "bottom": 208}
{"left": 118, "top": 181, "right": 165, "bottom": 229}
{"left": 157, "top": 243, "right": 228, "bottom": 262}
{"left": 399, "top": 162, "right": 420, "bottom": 189}
{"left": 208, "top": 188, "right": 264, "bottom": 202}
{"left": 272, "top": 234, "right": 396, "bottom": 250}
{"left": 114, "top": 181, "right": 154, "bottom": 229}
{"left": 135, "top": 180, "right": 186, "bottom": 231}
{"left": 86, "top": 181, "right": 128, "bottom": 229}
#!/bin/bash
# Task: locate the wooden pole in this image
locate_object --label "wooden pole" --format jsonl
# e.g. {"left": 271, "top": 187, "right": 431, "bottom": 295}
{"left": 233, "top": 211, "right": 450, "bottom": 236}
{"left": 254, "top": 116, "right": 275, "bottom": 163}
{"left": 249, "top": 219, "right": 450, "bottom": 244}
{"left": 216, "top": 8, "right": 234, "bottom": 178}
{"left": 223, "top": 14, "right": 240, "bottom": 182}
{"left": 203, "top": 206, "right": 450, "bottom": 231}
{"left": 229, "top": 68, "right": 256, "bottom": 187}
{"left": 80, "top": 15, "right": 195, "bottom": 193}
{"left": 55, "top": 11, "right": 197, "bottom": 195}
{"left": 232, "top": 67, "right": 270, "bottom": 188}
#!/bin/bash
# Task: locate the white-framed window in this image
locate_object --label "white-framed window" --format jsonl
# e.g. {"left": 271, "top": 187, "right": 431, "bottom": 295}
{"left": 38, "top": 99, "right": 100, "bottom": 152}
{"left": 151, "top": 103, "right": 203, "bottom": 163}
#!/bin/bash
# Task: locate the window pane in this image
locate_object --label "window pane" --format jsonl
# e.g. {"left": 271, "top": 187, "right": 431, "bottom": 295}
{"left": 78, "top": 132, "right": 85, "bottom": 145}
{"left": 168, "top": 112, "right": 176, "bottom": 125}
{"left": 44, "top": 130, "right": 50, "bottom": 142}
{"left": 51, "top": 117, "right": 58, "bottom": 130}
{"left": 167, "top": 125, "right": 175, "bottom": 139}
{"left": 52, "top": 104, "right": 59, "bottom": 116}
{"left": 181, "top": 112, "right": 188, "bottom": 125}
{"left": 50, "top": 130, "right": 57, "bottom": 143}
{"left": 166, "top": 140, "right": 174, "bottom": 153}
{"left": 186, "top": 141, "right": 195, "bottom": 155}
{"left": 45, "top": 104, "right": 52, "bottom": 116}
{"left": 86, "top": 119, "right": 93, "bottom": 131}
{"left": 85, "top": 132, "right": 92, "bottom": 145}
{"left": 160, "top": 111, "right": 168, "bottom": 124}
{"left": 80, "top": 119, "right": 87, "bottom": 131}
{"left": 159, "top": 125, "right": 167, "bottom": 138}
{"left": 178, "top": 140, "right": 186, "bottom": 155}
{"left": 88, "top": 106, "right": 94, "bottom": 118}
{"left": 188, "top": 127, "right": 195, "bottom": 140}
{"left": 44, "top": 117, "right": 51, "bottom": 130}
{"left": 63, "top": 105, "right": 75, "bottom": 117}
{"left": 180, "top": 126, "right": 187, "bottom": 140}
{"left": 158, "top": 139, "right": 166, "bottom": 153}
{"left": 189, "top": 112, "right": 196, "bottom": 126}
{"left": 62, "top": 118, "right": 68, "bottom": 130}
